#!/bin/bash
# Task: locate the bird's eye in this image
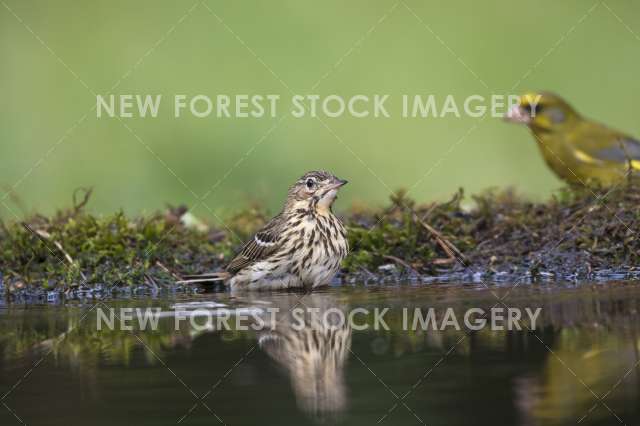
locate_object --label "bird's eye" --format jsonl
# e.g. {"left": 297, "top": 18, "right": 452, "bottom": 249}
{"left": 306, "top": 179, "right": 315, "bottom": 189}
{"left": 524, "top": 103, "right": 543, "bottom": 116}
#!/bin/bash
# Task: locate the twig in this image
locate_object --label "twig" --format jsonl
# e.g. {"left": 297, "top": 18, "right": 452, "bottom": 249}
{"left": 382, "top": 254, "right": 420, "bottom": 276}
{"left": 30, "top": 227, "right": 87, "bottom": 283}
{"left": 144, "top": 273, "right": 159, "bottom": 291}
{"left": 180, "top": 273, "right": 225, "bottom": 279}
{"left": 72, "top": 187, "right": 93, "bottom": 213}
{"left": 474, "top": 231, "right": 505, "bottom": 251}
{"left": 175, "top": 277, "right": 226, "bottom": 285}
{"left": 412, "top": 213, "right": 468, "bottom": 264}
{"left": 432, "top": 257, "right": 456, "bottom": 265}
{"left": 155, "top": 261, "right": 182, "bottom": 281}
{"left": 617, "top": 138, "right": 633, "bottom": 183}
{"left": 418, "top": 202, "right": 438, "bottom": 222}
{"left": 359, "top": 266, "right": 377, "bottom": 280}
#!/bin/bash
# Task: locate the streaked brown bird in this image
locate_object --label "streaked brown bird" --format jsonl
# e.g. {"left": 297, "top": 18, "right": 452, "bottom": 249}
{"left": 197, "top": 171, "right": 349, "bottom": 290}
{"left": 506, "top": 92, "right": 640, "bottom": 186}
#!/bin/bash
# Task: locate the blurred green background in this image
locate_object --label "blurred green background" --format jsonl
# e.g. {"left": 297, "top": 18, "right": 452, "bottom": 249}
{"left": 2, "top": 0, "right": 639, "bottom": 224}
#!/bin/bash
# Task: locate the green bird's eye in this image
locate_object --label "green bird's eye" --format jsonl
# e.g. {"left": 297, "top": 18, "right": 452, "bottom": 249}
{"left": 524, "top": 103, "right": 544, "bottom": 116}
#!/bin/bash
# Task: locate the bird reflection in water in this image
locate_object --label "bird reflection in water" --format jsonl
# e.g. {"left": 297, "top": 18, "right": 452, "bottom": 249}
{"left": 250, "top": 293, "right": 352, "bottom": 419}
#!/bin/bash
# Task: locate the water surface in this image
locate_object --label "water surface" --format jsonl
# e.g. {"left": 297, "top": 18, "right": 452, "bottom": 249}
{"left": 1, "top": 282, "right": 639, "bottom": 426}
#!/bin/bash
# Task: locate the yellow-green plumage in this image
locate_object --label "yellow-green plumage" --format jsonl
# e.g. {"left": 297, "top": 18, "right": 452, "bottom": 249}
{"left": 507, "top": 92, "right": 640, "bottom": 186}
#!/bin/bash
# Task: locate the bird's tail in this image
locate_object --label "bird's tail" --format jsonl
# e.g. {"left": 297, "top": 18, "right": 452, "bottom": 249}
{"left": 175, "top": 271, "right": 230, "bottom": 285}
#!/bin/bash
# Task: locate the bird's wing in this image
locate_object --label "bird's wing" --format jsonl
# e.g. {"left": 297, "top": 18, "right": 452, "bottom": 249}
{"left": 226, "top": 214, "right": 286, "bottom": 275}
{"left": 592, "top": 137, "right": 640, "bottom": 164}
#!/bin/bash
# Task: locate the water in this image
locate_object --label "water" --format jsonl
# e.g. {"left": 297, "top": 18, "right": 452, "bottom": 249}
{"left": 1, "top": 282, "right": 639, "bottom": 426}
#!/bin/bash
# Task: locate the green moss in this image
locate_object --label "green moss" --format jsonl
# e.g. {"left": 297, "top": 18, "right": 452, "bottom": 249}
{"left": 345, "top": 182, "right": 640, "bottom": 276}
{"left": 0, "top": 206, "right": 234, "bottom": 290}
{"left": 1, "top": 182, "right": 639, "bottom": 291}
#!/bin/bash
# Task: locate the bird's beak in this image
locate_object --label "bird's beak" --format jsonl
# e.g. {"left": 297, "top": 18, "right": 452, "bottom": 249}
{"left": 330, "top": 178, "right": 348, "bottom": 190}
{"left": 505, "top": 105, "right": 531, "bottom": 124}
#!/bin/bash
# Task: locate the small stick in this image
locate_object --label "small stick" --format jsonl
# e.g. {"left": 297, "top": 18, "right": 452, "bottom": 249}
{"left": 180, "top": 273, "right": 225, "bottom": 279}
{"left": 382, "top": 254, "right": 420, "bottom": 276}
{"left": 155, "top": 261, "right": 182, "bottom": 281}
{"left": 175, "top": 277, "right": 226, "bottom": 285}
{"left": 31, "top": 227, "right": 87, "bottom": 282}
{"left": 432, "top": 257, "right": 456, "bottom": 265}
{"left": 144, "top": 273, "right": 159, "bottom": 291}
{"left": 412, "top": 214, "right": 468, "bottom": 264}
{"left": 617, "top": 138, "right": 637, "bottom": 187}
{"left": 72, "top": 187, "right": 93, "bottom": 213}
{"left": 358, "top": 266, "right": 377, "bottom": 280}
{"left": 419, "top": 202, "right": 438, "bottom": 222}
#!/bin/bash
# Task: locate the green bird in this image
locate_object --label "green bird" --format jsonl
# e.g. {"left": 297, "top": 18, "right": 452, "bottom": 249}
{"left": 506, "top": 92, "right": 640, "bottom": 186}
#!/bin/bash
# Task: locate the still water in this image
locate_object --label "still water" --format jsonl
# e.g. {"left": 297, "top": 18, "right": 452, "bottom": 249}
{"left": 1, "top": 282, "right": 639, "bottom": 426}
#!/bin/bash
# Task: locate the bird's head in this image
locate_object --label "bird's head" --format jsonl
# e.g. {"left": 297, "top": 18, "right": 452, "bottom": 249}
{"left": 506, "top": 92, "right": 581, "bottom": 133}
{"left": 286, "top": 170, "right": 348, "bottom": 213}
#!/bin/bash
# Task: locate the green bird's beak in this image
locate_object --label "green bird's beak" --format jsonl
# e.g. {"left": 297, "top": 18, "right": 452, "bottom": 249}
{"left": 505, "top": 105, "right": 531, "bottom": 124}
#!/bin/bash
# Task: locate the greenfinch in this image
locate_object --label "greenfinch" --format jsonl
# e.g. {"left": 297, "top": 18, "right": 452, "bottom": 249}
{"left": 506, "top": 92, "right": 640, "bottom": 186}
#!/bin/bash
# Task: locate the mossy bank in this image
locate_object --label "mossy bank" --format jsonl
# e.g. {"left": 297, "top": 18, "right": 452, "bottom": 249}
{"left": 1, "top": 184, "right": 639, "bottom": 298}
